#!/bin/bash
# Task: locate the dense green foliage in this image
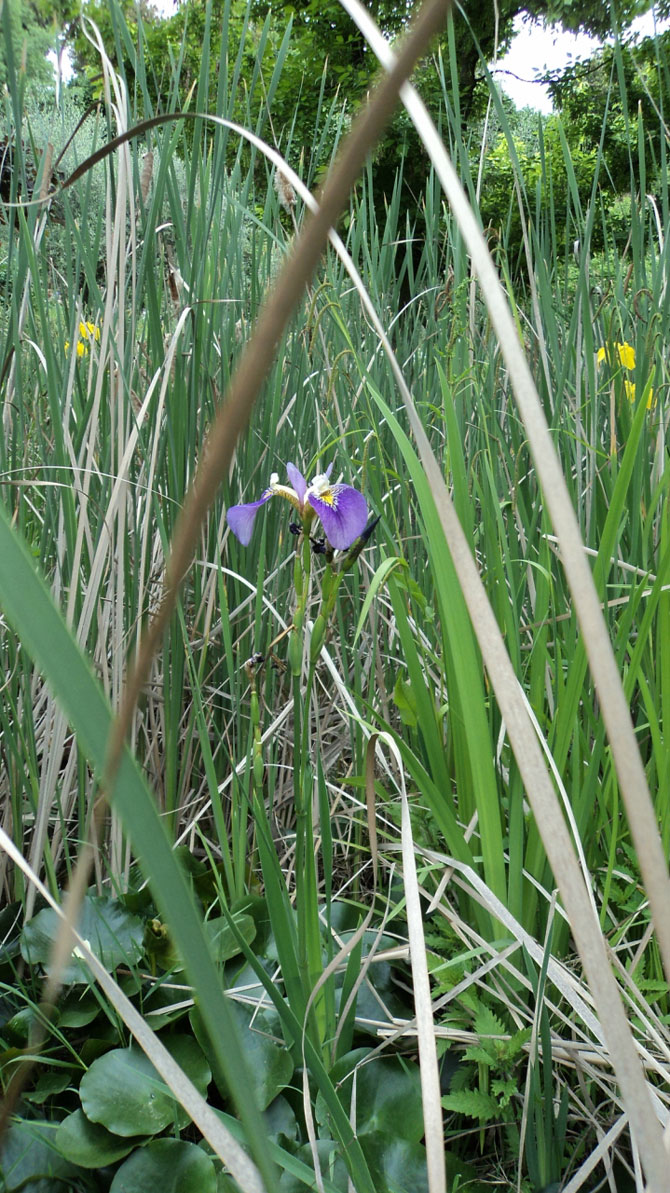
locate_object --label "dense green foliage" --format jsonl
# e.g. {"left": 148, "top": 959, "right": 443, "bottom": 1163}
{"left": 70, "top": 0, "right": 659, "bottom": 117}
{"left": 58, "top": 0, "right": 670, "bottom": 272}
{"left": 471, "top": 25, "right": 670, "bottom": 264}
{"left": 1, "top": 1, "right": 670, "bottom": 1191}
{"left": 0, "top": 0, "right": 56, "bottom": 90}
{"left": 65, "top": 0, "right": 669, "bottom": 204}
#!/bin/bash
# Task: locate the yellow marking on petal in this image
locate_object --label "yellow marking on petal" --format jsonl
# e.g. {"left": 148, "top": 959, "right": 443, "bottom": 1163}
{"left": 270, "top": 481, "right": 301, "bottom": 512}
{"left": 307, "top": 474, "right": 337, "bottom": 506}
{"left": 618, "top": 342, "right": 635, "bottom": 370}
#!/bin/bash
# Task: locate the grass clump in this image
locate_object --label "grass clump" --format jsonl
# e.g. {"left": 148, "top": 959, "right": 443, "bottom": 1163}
{"left": 1, "top": 3, "right": 670, "bottom": 1192}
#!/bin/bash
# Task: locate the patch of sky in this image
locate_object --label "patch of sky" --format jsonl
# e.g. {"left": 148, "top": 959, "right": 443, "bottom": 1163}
{"left": 495, "top": 6, "right": 670, "bottom": 113}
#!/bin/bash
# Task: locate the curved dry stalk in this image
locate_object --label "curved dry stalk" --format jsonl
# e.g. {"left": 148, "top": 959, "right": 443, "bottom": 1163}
{"left": 103, "top": 0, "right": 450, "bottom": 803}
{"left": 12, "top": 0, "right": 450, "bottom": 1131}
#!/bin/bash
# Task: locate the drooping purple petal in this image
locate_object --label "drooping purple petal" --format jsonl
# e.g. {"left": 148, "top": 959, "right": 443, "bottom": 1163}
{"left": 286, "top": 462, "right": 307, "bottom": 508}
{"left": 227, "top": 490, "right": 272, "bottom": 545}
{"left": 307, "top": 484, "right": 368, "bottom": 550}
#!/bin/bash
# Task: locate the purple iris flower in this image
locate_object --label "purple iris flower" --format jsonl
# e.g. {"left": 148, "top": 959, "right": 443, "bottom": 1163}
{"left": 227, "top": 462, "right": 367, "bottom": 550}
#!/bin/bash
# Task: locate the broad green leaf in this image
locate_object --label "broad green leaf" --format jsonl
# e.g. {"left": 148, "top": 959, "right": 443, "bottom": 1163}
{"left": 0, "top": 1118, "right": 80, "bottom": 1191}
{"left": 109, "top": 1138, "right": 216, "bottom": 1193}
{"left": 58, "top": 988, "right": 103, "bottom": 1029}
{"left": 277, "top": 1133, "right": 429, "bottom": 1193}
{"left": 392, "top": 671, "right": 418, "bottom": 728}
{"left": 263, "top": 1095, "right": 298, "bottom": 1144}
{"left": 317, "top": 1051, "right": 424, "bottom": 1142}
{"left": 204, "top": 914, "right": 257, "bottom": 965}
{"left": 203, "top": 1106, "right": 344, "bottom": 1193}
{"left": 56, "top": 1109, "right": 146, "bottom": 1168}
{"left": 21, "top": 895, "right": 144, "bottom": 984}
{"left": 80, "top": 1037, "right": 210, "bottom": 1137}
{"left": 332, "top": 930, "right": 407, "bottom": 1028}
{"left": 361, "top": 1132, "right": 428, "bottom": 1193}
{"left": 23, "top": 1070, "right": 73, "bottom": 1106}
{"left": 191, "top": 1001, "right": 293, "bottom": 1112}
{"left": 5, "top": 1006, "right": 56, "bottom": 1045}
{"left": 444, "top": 1149, "right": 489, "bottom": 1193}
{"left": 278, "top": 1140, "right": 348, "bottom": 1193}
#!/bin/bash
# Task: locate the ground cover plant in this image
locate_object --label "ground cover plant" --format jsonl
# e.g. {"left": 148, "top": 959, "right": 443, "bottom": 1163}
{"left": 1, "top": 0, "right": 670, "bottom": 1191}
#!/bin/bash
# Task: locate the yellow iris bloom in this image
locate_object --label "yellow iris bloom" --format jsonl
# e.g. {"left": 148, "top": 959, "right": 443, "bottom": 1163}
{"left": 597, "top": 341, "right": 636, "bottom": 370}
{"left": 65, "top": 320, "right": 101, "bottom": 359}
{"left": 624, "top": 379, "right": 655, "bottom": 410}
{"left": 598, "top": 341, "right": 655, "bottom": 410}
{"left": 79, "top": 321, "right": 101, "bottom": 342}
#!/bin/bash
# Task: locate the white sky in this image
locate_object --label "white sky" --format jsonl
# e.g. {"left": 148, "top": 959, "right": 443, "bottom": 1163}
{"left": 495, "top": 7, "right": 670, "bottom": 112}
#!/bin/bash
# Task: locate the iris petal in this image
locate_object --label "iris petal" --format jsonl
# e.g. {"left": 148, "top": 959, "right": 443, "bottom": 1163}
{"left": 227, "top": 490, "right": 272, "bottom": 545}
{"left": 286, "top": 462, "right": 307, "bottom": 507}
{"left": 307, "top": 485, "right": 367, "bottom": 549}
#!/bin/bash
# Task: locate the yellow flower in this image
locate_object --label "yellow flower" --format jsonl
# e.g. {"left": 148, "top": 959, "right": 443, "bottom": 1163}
{"left": 65, "top": 319, "right": 100, "bottom": 359}
{"left": 597, "top": 341, "right": 636, "bottom": 370}
{"left": 624, "top": 379, "right": 655, "bottom": 410}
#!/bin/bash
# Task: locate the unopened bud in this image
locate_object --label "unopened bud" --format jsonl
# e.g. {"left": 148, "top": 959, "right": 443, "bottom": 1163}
{"left": 310, "top": 614, "right": 326, "bottom": 662}
{"left": 250, "top": 688, "right": 260, "bottom": 728}
{"left": 288, "top": 630, "right": 302, "bottom": 676}
{"left": 294, "top": 555, "right": 304, "bottom": 599}
{"left": 253, "top": 744, "right": 264, "bottom": 789}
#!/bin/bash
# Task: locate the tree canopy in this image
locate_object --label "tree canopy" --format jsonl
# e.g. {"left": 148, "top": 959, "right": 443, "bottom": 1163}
{"left": 42, "top": 0, "right": 670, "bottom": 275}
{"left": 0, "top": 0, "right": 58, "bottom": 91}
{"left": 70, "top": 0, "right": 661, "bottom": 120}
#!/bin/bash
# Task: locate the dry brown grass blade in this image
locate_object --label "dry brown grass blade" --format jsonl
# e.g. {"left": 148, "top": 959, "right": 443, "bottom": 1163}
{"left": 395, "top": 739, "right": 446, "bottom": 1193}
{"left": 103, "top": 0, "right": 449, "bottom": 819}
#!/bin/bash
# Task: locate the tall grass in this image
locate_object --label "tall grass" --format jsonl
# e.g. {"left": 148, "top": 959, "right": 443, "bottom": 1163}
{"left": 1, "top": 1, "right": 669, "bottom": 1190}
